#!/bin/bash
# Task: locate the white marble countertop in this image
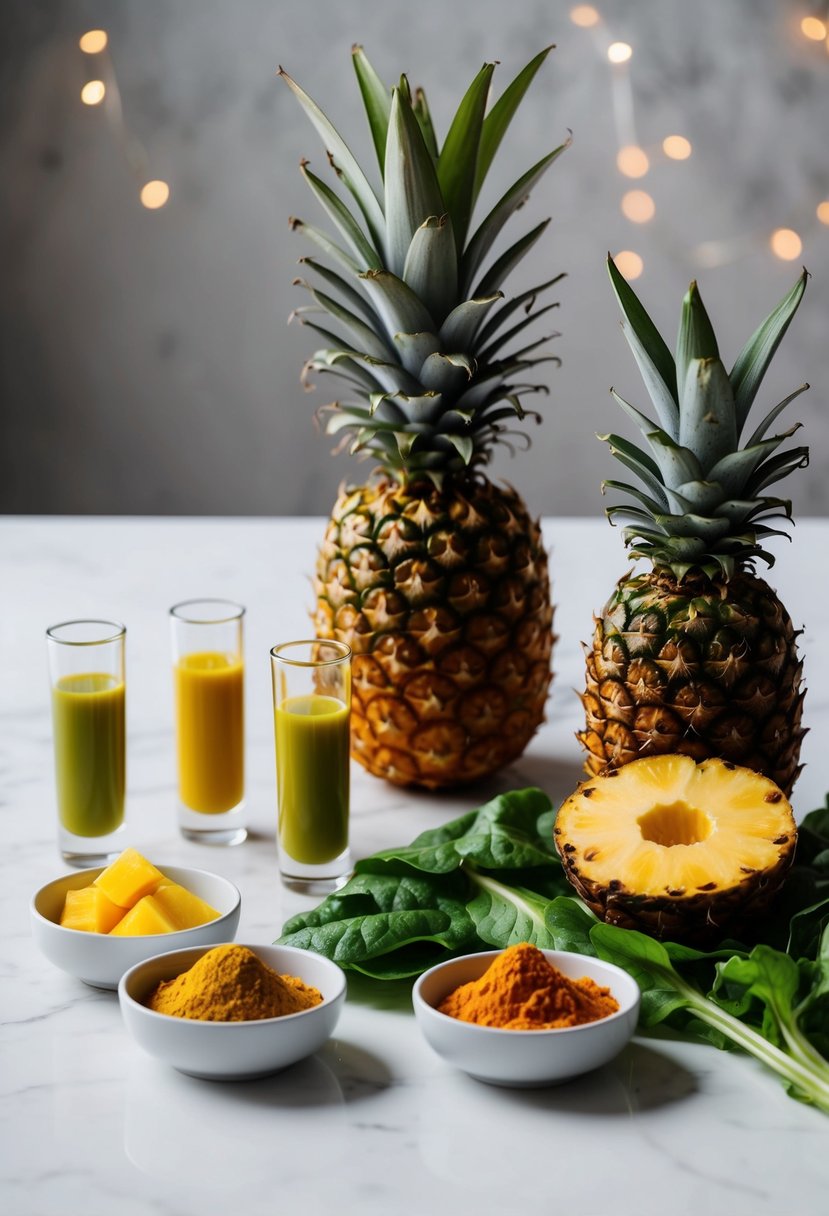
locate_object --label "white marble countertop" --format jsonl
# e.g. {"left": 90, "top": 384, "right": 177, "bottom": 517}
{"left": 3, "top": 516, "right": 828, "bottom": 1216}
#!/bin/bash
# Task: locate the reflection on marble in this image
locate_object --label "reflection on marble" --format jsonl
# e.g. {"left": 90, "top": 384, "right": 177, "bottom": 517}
{"left": 2, "top": 517, "right": 829, "bottom": 1215}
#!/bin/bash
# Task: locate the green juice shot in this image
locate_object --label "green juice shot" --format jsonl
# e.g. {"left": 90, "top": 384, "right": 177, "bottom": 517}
{"left": 271, "top": 639, "right": 352, "bottom": 890}
{"left": 275, "top": 694, "right": 350, "bottom": 863}
{"left": 47, "top": 618, "right": 127, "bottom": 865}
{"left": 51, "top": 673, "right": 125, "bottom": 837}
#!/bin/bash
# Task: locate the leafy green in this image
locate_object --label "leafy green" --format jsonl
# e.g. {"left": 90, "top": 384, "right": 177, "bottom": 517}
{"left": 277, "top": 787, "right": 829, "bottom": 1111}
{"left": 278, "top": 787, "right": 570, "bottom": 977}
{"left": 592, "top": 923, "right": 829, "bottom": 1111}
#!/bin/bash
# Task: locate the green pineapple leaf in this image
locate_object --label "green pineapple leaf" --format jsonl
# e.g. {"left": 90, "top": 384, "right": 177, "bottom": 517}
{"left": 475, "top": 219, "right": 550, "bottom": 296}
{"left": 473, "top": 45, "right": 555, "bottom": 201}
{"left": 412, "top": 87, "right": 439, "bottom": 161}
{"left": 351, "top": 45, "right": 391, "bottom": 176}
{"left": 608, "top": 254, "right": 678, "bottom": 411}
{"left": 278, "top": 67, "right": 386, "bottom": 253}
{"left": 384, "top": 88, "right": 446, "bottom": 278}
{"left": 401, "top": 214, "right": 458, "bottom": 325}
{"left": 299, "top": 161, "right": 382, "bottom": 270}
{"left": 461, "top": 141, "right": 570, "bottom": 294}
{"left": 678, "top": 358, "right": 738, "bottom": 470}
{"left": 730, "top": 269, "right": 808, "bottom": 434}
{"left": 675, "top": 281, "right": 719, "bottom": 408}
{"left": 437, "top": 62, "right": 496, "bottom": 251}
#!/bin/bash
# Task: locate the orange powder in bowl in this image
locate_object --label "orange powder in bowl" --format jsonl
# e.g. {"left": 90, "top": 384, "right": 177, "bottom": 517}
{"left": 437, "top": 943, "right": 619, "bottom": 1029}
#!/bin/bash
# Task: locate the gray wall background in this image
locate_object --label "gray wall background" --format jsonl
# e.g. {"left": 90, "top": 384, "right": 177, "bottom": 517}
{"left": 2, "top": 0, "right": 827, "bottom": 517}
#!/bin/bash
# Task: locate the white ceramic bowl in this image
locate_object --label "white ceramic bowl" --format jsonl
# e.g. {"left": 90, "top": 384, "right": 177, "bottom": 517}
{"left": 413, "top": 948, "right": 640, "bottom": 1087}
{"left": 118, "top": 944, "right": 346, "bottom": 1080}
{"left": 30, "top": 865, "right": 241, "bottom": 990}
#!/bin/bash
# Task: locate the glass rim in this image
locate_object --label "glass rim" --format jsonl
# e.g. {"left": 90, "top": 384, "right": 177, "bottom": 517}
{"left": 46, "top": 619, "right": 126, "bottom": 646}
{"left": 169, "top": 598, "right": 246, "bottom": 625}
{"left": 270, "top": 638, "right": 352, "bottom": 668}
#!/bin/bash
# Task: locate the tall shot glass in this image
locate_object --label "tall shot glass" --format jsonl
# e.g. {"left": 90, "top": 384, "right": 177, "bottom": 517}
{"left": 46, "top": 619, "right": 127, "bottom": 866}
{"left": 270, "top": 640, "right": 352, "bottom": 892}
{"left": 170, "top": 599, "right": 246, "bottom": 846}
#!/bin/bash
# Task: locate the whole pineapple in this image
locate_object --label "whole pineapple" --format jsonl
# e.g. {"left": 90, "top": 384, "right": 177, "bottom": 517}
{"left": 579, "top": 257, "right": 809, "bottom": 795}
{"left": 282, "top": 48, "right": 568, "bottom": 787}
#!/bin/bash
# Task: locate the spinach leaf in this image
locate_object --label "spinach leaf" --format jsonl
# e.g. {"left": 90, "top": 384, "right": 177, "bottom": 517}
{"left": 592, "top": 922, "right": 829, "bottom": 1112}
{"left": 543, "top": 896, "right": 598, "bottom": 954}
{"left": 466, "top": 872, "right": 557, "bottom": 948}
{"left": 361, "top": 787, "right": 556, "bottom": 875}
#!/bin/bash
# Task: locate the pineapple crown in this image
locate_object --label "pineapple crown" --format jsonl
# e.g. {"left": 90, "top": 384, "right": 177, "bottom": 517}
{"left": 279, "top": 47, "right": 569, "bottom": 485}
{"left": 602, "top": 255, "right": 810, "bottom": 581}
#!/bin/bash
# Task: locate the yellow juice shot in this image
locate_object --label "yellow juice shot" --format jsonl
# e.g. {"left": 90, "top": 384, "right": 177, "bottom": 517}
{"left": 51, "top": 673, "right": 125, "bottom": 838}
{"left": 275, "top": 693, "right": 350, "bottom": 864}
{"left": 174, "top": 651, "right": 244, "bottom": 814}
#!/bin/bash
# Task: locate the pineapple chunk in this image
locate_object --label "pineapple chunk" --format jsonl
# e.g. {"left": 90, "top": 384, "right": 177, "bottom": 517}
{"left": 60, "top": 885, "right": 127, "bottom": 934}
{"left": 153, "top": 881, "right": 220, "bottom": 929}
{"left": 108, "top": 884, "right": 220, "bottom": 936}
{"left": 109, "top": 894, "right": 177, "bottom": 936}
{"left": 94, "top": 847, "right": 164, "bottom": 908}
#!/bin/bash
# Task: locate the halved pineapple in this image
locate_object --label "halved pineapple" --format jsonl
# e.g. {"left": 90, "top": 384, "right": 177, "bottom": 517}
{"left": 554, "top": 754, "right": 796, "bottom": 943}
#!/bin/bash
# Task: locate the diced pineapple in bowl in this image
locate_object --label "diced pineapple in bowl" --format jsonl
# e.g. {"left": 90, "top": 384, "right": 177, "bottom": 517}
{"left": 30, "top": 849, "right": 241, "bottom": 989}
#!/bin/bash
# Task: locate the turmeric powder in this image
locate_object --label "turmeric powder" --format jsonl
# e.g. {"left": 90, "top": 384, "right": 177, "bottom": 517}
{"left": 438, "top": 943, "right": 619, "bottom": 1029}
{"left": 147, "top": 944, "right": 323, "bottom": 1021}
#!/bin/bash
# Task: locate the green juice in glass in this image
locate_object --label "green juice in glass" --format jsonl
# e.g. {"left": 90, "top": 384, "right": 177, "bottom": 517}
{"left": 275, "top": 693, "right": 349, "bottom": 864}
{"left": 51, "top": 673, "right": 125, "bottom": 837}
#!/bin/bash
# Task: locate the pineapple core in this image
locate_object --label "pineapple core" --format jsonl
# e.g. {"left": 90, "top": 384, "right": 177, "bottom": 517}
{"left": 637, "top": 803, "right": 713, "bottom": 848}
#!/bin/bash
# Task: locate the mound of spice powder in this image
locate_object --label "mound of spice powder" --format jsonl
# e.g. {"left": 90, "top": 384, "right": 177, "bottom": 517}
{"left": 437, "top": 942, "right": 619, "bottom": 1029}
{"left": 147, "top": 944, "right": 323, "bottom": 1021}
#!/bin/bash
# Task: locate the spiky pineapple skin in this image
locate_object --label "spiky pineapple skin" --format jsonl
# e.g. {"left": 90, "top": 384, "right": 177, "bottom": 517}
{"left": 578, "top": 570, "right": 805, "bottom": 796}
{"left": 314, "top": 476, "right": 554, "bottom": 788}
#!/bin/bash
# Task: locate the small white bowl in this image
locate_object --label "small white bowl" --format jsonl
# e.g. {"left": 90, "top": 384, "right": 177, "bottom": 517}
{"left": 30, "top": 865, "right": 241, "bottom": 990}
{"left": 118, "top": 944, "right": 346, "bottom": 1080}
{"left": 413, "top": 949, "right": 640, "bottom": 1088}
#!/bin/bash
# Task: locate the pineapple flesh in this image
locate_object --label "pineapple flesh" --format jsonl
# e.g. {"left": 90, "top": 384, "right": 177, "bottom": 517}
{"left": 284, "top": 49, "right": 567, "bottom": 787}
{"left": 580, "top": 259, "right": 809, "bottom": 795}
{"left": 555, "top": 754, "right": 796, "bottom": 943}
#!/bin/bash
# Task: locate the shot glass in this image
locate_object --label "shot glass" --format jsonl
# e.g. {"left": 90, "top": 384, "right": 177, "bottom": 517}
{"left": 170, "top": 599, "right": 246, "bottom": 846}
{"left": 46, "top": 619, "right": 127, "bottom": 866}
{"left": 270, "top": 639, "right": 352, "bottom": 892}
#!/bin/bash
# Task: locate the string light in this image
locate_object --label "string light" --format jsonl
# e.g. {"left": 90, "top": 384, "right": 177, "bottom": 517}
{"left": 569, "top": 5, "right": 600, "bottom": 26}
{"left": 616, "top": 145, "right": 649, "bottom": 178}
{"left": 614, "top": 251, "right": 644, "bottom": 280}
{"left": 140, "top": 180, "right": 170, "bottom": 209}
{"left": 770, "top": 228, "right": 803, "bottom": 260}
{"left": 663, "top": 135, "right": 692, "bottom": 160}
{"left": 81, "top": 80, "right": 106, "bottom": 105}
{"left": 79, "top": 29, "right": 108, "bottom": 54}
{"left": 621, "top": 190, "right": 655, "bottom": 223}
{"left": 800, "top": 16, "right": 827, "bottom": 40}
{"left": 569, "top": 16, "right": 827, "bottom": 267}
{"left": 607, "top": 42, "right": 633, "bottom": 64}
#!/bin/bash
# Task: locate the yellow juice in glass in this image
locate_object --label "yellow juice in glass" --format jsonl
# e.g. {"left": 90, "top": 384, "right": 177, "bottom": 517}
{"left": 51, "top": 673, "right": 125, "bottom": 837}
{"left": 275, "top": 693, "right": 349, "bottom": 864}
{"left": 174, "top": 651, "right": 244, "bottom": 814}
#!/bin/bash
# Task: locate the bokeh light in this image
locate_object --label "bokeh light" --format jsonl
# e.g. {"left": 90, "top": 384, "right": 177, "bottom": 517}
{"left": 614, "top": 250, "right": 644, "bottom": 280}
{"left": 621, "top": 190, "right": 655, "bottom": 223}
{"left": 800, "top": 16, "right": 827, "bottom": 40}
{"left": 770, "top": 228, "right": 802, "bottom": 260}
{"left": 80, "top": 80, "right": 106, "bottom": 105}
{"left": 817, "top": 200, "right": 829, "bottom": 225}
{"left": 607, "top": 42, "right": 633, "bottom": 64}
{"left": 663, "top": 135, "right": 692, "bottom": 160}
{"left": 140, "top": 180, "right": 171, "bottom": 210}
{"left": 616, "top": 145, "right": 649, "bottom": 178}
{"left": 570, "top": 5, "right": 600, "bottom": 26}
{"left": 79, "top": 29, "right": 108, "bottom": 54}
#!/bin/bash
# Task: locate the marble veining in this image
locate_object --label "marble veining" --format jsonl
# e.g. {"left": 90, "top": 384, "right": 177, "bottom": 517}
{"left": 1, "top": 517, "right": 828, "bottom": 1216}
